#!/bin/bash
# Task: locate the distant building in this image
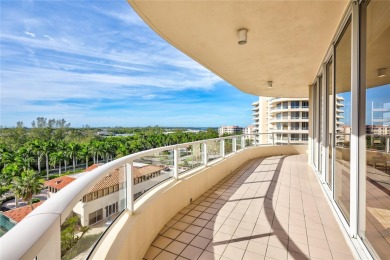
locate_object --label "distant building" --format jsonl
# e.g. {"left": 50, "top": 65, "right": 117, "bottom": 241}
{"left": 252, "top": 97, "right": 309, "bottom": 144}
{"left": 366, "top": 125, "right": 390, "bottom": 135}
{"left": 45, "top": 163, "right": 165, "bottom": 226}
{"left": 243, "top": 125, "right": 256, "bottom": 140}
{"left": 218, "top": 126, "right": 243, "bottom": 136}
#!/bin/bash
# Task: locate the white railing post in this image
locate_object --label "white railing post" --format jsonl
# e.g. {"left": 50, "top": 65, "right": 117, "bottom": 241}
{"left": 386, "top": 137, "right": 390, "bottom": 153}
{"left": 126, "top": 161, "right": 134, "bottom": 213}
{"left": 272, "top": 133, "right": 275, "bottom": 146}
{"left": 203, "top": 142, "right": 208, "bottom": 166}
{"left": 174, "top": 148, "right": 179, "bottom": 179}
{"left": 233, "top": 138, "right": 237, "bottom": 153}
{"left": 221, "top": 139, "right": 225, "bottom": 158}
{"left": 288, "top": 134, "right": 290, "bottom": 145}
{"left": 241, "top": 135, "right": 245, "bottom": 150}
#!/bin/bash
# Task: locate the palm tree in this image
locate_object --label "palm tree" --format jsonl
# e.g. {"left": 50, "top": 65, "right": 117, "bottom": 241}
{"left": 30, "top": 140, "right": 44, "bottom": 173}
{"left": 41, "top": 141, "right": 53, "bottom": 180}
{"left": 67, "top": 142, "right": 80, "bottom": 172}
{"left": 79, "top": 144, "right": 92, "bottom": 169}
{"left": 2, "top": 163, "right": 23, "bottom": 207}
{"left": 14, "top": 170, "right": 43, "bottom": 209}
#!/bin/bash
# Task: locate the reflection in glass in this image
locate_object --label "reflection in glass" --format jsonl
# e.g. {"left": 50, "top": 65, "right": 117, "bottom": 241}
{"left": 334, "top": 20, "right": 351, "bottom": 223}
{"left": 363, "top": 0, "right": 390, "bottom": 258}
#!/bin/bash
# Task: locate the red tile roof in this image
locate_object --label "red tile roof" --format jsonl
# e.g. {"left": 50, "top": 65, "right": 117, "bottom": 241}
{"left": 3, "top": 201, "right": 44, "bottom": 223}
{"left": 86, "top": 165, "right": 164, "bottom": 193}
{"left": 84, "top": 163, "right": 103, "bottom": 172}
{"left": 133, "top": 165, "right": 164, "bottom": 178}
{"left": 44, "top": 176, "right": 75, "bottom": 190}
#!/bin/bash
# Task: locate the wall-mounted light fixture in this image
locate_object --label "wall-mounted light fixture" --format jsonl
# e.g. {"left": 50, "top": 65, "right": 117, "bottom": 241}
{"left": 267, "top": 81, "right": 273, "bottom": 88}
{"left": 238, "top": 28, "right": 248, "bottom": 45}
{"left": 377, "top": 68, "right": 387, "bottom": 77}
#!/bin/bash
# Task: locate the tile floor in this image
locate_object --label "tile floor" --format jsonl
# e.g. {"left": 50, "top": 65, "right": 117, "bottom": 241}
{"left": 143, "top": 155, "right": 355, "bottom": 260}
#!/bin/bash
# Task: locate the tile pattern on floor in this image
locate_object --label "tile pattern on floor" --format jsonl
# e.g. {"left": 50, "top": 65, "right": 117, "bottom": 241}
{"left": 143, "top": 155, "right": 355, "bottom": 260}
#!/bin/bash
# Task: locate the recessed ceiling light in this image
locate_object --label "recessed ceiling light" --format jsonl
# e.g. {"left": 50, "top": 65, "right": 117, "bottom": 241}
{"left": 267, "top": 81, "right": 273, "bottom": 88}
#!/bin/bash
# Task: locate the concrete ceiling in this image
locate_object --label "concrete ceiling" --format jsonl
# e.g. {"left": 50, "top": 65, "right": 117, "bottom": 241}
{"left": 128, "top": 0, "right": 350, "bottom": 98}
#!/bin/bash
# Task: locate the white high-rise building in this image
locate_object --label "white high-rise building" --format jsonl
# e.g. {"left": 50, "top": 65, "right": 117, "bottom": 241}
{"left": 218, "top": 125, "right": 243, "bottom": 136}
{"left": 252, "top": 97, "right": 309, "bottom": 144}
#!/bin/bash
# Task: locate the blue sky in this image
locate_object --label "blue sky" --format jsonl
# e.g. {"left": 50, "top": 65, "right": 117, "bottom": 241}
{"left": 0, "top": 0, "right": 257, "bottom": 128}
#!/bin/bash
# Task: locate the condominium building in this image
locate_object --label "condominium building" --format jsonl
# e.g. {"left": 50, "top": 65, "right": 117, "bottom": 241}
{"left": 252, "top": 97, "right": 309, "bottom": 144}
{"left": 218, "top": 125, "right": 243, "bottom": 136}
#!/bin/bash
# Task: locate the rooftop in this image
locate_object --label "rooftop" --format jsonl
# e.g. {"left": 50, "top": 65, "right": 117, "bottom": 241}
{"left": 3, "top": 202, "right": 44, "bottom": 224}
{"left": 44, "top": 176, "right": 76, "bottom": 190}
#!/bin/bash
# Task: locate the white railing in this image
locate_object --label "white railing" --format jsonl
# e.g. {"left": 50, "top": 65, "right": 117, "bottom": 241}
{"left": 0, "top": 134, "right": 267, "bottom": 260}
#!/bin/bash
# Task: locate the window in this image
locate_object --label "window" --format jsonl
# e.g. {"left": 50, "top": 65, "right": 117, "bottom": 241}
{"left": 291, "top": 112, "right": 300, "bottom": 119}
{"left": 291, "top": 122, "right": 300, "bottom": 130}
{"left": 282, "top": 112, "right": 288, "bottom": 119}
{"left": 291, "top": 101, "right": 300, "bottom": 108}
{"left": 290, "top": 134, "right": 299, "bottom": 141}
{"left": 98, "top": 190, "right": 103, "bottom": 198}
{"left": 302, "top": 112, "right": 309, "bottom": 119}
{"left": 302, "top": 134, "right": 308, "bottom": 141}
{"left": 89, "top": 208, "right": 103, "bottom": 225}
{"left": 302, "top": 101, "right": 309, "bottom": 108}
{"left": 276, "top": 113, "right": 282, "bottom": 119}
{"left": 282, "top": 102, "right": 288, "bottom": 109}
{"left": 302, "top": 122, "right": 309, "bottom": 130}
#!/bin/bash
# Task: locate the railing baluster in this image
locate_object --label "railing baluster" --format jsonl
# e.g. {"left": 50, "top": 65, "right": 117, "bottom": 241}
{"left": 126, "top": 161, "right": 134, "bottom": 213}
{"left": 174, "top": 148, "right": 179, "bottom": 179}
{"left": 221, "top": 139, "right": 225, "bottom": 158}
{"left": 203, "top": 142, "right": 208, "bottom": 166}
{"left": 233, "top": 137, "right": 237, "bottom": 153}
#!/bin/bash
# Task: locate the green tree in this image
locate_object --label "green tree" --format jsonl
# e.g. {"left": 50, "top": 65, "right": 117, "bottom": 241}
{"left": 67, "top": 142, "right": 80, "bottom": 173}
{"left": 14, "top": 170, "right": 43, "bottom": 209}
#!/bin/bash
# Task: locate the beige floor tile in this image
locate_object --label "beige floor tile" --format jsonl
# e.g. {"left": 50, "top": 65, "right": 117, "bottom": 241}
{"left": 162, "top": 228, "right": 181, "bottom": 240}
{"left": 198, "top": 250, "right": 221, "bottom": 260}
{"left": 265, "top": 245, "right": 288, "bottom": 259}
{"left": 242, "top": 250, "right": 265, "bottom": 260}
{"left": 190, "top": 236, "right": 211, "bottom": 249}
{"left": 185, "top": 224, "right": 202, "bottom": 235}
{"left": 176, "top": 232, "right": 196, "bottom": 244}
{"left": 198, "top": 228, "right": 214, "bottom": 239}
{"left": 143, "top": 246, "right": 162, "bottom": 260}
{"left": 222, "top": 244, "right": 245, "bottom": 260}
{"left": 193, "top": 218, "right": 209, "bottom": 227}
{"left": 152, "top": 236, "right": 173, "bottom": 249}
{"left": 180, "top": 245, "right": 203, "bottom": 259}
{"left": 165, "top": 241, "right": 187, "bottom": 255}
{"left": 154, "top": 250, "right": 177, "bottom": 260}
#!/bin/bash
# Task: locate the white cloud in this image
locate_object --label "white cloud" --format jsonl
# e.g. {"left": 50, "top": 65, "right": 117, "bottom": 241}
{"left": 24, "top": 31, "right": 35, "bottom": 37}
{"left": 43, "top": 34, "right": 53, "bottom": 40}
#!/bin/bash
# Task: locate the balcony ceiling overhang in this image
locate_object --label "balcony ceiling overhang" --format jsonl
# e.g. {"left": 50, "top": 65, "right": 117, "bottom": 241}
{"left": 128, "top": 0, "right": 349, "bottom": 98}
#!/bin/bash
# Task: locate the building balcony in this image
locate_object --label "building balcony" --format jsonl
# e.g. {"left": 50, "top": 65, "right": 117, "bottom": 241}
{"left": 268, "top": 107, "right": 309, "bottom": 114}
{"left": 0, "top": 137, "right": 356, "bottom": 260}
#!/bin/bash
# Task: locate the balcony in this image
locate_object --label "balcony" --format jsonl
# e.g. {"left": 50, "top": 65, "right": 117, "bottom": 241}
{"left": 0, "top": 136, "right": 356, "bottom": 259}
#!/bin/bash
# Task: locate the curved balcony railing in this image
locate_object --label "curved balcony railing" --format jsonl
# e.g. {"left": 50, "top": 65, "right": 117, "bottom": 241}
{"left": 1, "top": 134, "right": 285, "bottom": 260}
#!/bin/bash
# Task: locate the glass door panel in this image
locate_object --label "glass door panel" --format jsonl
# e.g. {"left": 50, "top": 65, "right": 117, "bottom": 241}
{"left": 362, "top": 0, "right": 390, "bottom": 258}
{"left": 334, "top": 20, "right": 352, "bottom": 223}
